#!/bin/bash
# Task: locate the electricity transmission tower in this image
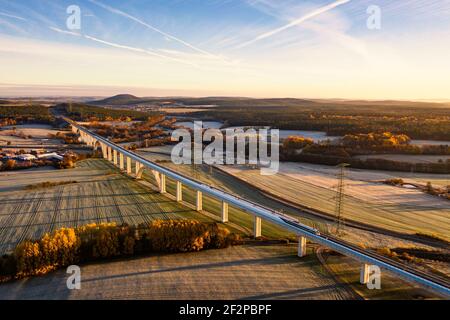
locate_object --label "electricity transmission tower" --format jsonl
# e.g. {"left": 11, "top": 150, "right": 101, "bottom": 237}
{"left": 334, "top": 163, "right": 349, "bottom": 235}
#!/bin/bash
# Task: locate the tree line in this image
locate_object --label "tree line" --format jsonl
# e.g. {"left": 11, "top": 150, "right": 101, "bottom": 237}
{"left": 0, "top": 220, "right": 239, "bottom": 281}
{"left": 194, "top": 103, "right": 450, "bottom": 141}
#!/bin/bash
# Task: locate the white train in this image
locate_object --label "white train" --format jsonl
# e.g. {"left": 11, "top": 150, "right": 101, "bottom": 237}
{"left": 278, "top": 215, "right": 321, "bottom": 236}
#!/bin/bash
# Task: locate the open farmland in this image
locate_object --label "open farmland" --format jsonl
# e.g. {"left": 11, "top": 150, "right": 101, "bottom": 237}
{"left": 355, "top": 154, "right": 450, "bottom": 164}
{"left": 136, "top": 151, "right": 448, "bottom": 251}
{"left": 142, "top": 170, "right": 298, "bottom": 240}
{"left": 137, "top": 151, "right": 322, "bottom": 240}
{"left": 0, "top": 159, "right": 214, "bottom": 254}
{"left": 219, "top": 163, "right": 450, "bottom": 242}
{"left": 0, "top": 243, "right": 426, "bottom": 300}
{"left": 0, "top": 124, "right": 65, "bottom": 147}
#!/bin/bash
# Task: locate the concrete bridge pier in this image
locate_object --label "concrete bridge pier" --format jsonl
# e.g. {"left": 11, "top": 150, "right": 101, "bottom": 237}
{"left": 254, "top": 216, "right": 262, "bottom": 238}
{"left": 176, "top": 181, "right": 183, "bottom": 202}
{"left": 101, "top": 145, "right": 108, "bottom": 159}
{"left": 119, "top": 153, "right": 124, "bottom": 170}
{"left": 126, "top": 157, "right": 132, "bottom": 174}
{"left": 160, "top": 174, "right": 166, "bottom": 194}
{"left": 113, "top": 150, "right": 118, "bottom": 165}
{"left": 107, "top": 147, "right": 112, "bottom": 161}
{"left": 360, "top": 264, "right": 370, "bottom": 284}
{"left": 86, "top": 135, "right": 93, "bottom": 147}
{"left": 196, "top": 191, "right": 203, "bottom": 211}
{"left": 135, "top": 162, "right": 143, "bottom": 179}
{"left": 297, "top": 236, "right": 307, "bottom": 257}
{"left": 221, "top": 201, "right": 229, "bottom": 223}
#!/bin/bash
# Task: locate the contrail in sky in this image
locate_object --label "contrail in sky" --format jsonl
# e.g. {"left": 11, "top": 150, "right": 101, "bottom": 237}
{"left": 0, "top": 12, "right": 27, "bottom": 21}
{"left": 88, "top": 0, "right": 219, "bottom": 59}
{"left": 237, "top": 0, "right": 351, "bottom": 49}
{"left": 50, "top": 27, "right": 197, "bottom": 67}
{"left": 84, "top": 35, "right": 198, "bottom": 66}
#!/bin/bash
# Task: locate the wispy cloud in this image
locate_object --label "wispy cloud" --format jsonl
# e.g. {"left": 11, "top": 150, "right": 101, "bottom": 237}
{"left": 83, "top": 35, "right": 198, "bottom": 67}
{"left": 88, "top": 0, "right": 220, "bottom": 60}
{"left": 0, "top": 12, "right": 27, "bottom": 22}
{"left": 49, "top": 26, "right": 81, "bottom": 37}
{"left": 237, "top": 0, "right": 351, "bottom": 48}
{"left": 49, "top": 26, "right": 197, "bottom": 67}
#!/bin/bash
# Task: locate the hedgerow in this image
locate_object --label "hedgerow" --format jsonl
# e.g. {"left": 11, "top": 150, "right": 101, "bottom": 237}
{"left": 0, "top": 220, "right": 239, "bottom": 281}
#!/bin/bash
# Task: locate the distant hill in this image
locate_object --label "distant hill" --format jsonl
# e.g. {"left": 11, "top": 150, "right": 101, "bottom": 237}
{"left": 90, "top": 94, "right": 450, "bottom": 111}
{"left": 53, "top": 102, "right": 153, "bottom": 121}
{"left": 90, "top": 94, "right": 143, "bottom": 106}
{"left": 90, "top": 94, "right": 320, "bottom": 108}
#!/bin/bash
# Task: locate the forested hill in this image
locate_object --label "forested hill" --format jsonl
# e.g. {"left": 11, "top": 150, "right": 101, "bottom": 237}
{"left": 53, "top": 103, "right": 153, "bottom": 121}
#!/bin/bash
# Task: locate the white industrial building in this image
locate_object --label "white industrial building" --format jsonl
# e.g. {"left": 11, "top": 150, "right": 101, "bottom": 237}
{"left": 37, "top": 152, "right": 64, "bottom": 161}
{"left": 16, "top": 154, "right": 37, "bottom": 161}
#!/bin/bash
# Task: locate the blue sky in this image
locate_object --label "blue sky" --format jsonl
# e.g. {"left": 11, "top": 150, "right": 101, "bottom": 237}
{"left": 1, "top": 0, "right": 449, "bottom": 99}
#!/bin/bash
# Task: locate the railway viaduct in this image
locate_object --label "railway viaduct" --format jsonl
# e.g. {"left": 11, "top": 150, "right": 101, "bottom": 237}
{"left": 69, "top": 117, "right": 450, "bottom": 298}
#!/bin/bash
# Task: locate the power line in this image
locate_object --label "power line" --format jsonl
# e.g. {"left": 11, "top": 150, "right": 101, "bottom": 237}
{"left": 334, "top": 163, "right": 349, "bottom": 235}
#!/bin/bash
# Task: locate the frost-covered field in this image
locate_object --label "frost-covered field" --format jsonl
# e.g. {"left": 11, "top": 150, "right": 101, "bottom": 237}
{"left": 220, "top": 162, "right": 450, "bottom": 241}
{"left": 0, "top": 244, "right": 355, "bottom": 300}
{"left": 0, "top": 124, "right": 64, "bottom": 146}
{"left": 0, "top": 159, "right": 210, "bottom": 254}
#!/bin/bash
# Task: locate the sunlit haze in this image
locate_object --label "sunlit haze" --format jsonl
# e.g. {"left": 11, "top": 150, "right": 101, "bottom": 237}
{"left": 1, "top": 0, "right": 450, "bottom": 99}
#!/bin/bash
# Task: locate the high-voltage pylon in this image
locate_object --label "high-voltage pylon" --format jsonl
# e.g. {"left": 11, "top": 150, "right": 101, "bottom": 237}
{"left": 334, "top": 163, "right": 349, "bottom": 235}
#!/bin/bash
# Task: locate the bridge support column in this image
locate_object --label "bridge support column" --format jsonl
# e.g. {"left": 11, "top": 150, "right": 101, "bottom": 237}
{"left": 107, "top": 147, "right": 112, "bottom": 161}
{"left": 160, "top": 174, "right": 166, "bottom": 194}
{"left": 196, "top": 191, "right": 203, "bottom": 211}
{"left": 119, "top": 153, "right": 124, "bottom": 170}
{"left": 360, "top": 264, "right": 370, "bottom": 284}
{"left": 101, "top": 144, "right": 107, "bottom": 159}
{"left": 135, "top": 162, "right": 143, "bottom": 179}
{"left": 113, "top": 149, "right": 118, "bottom": 165}
{"left": 254, "top": 216, "right": 262, "bottom": 238}
{"left": 297, "top": 236, "right": 307, "bottom": 257}
{"left": 221, "top": 201, "right": 229, "bottom": 223}
{"left": 126, "top": 157, "right": 132, "bottom": 174}
{"left": 176, "top": 181, "right": 183, "bottom": 202}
